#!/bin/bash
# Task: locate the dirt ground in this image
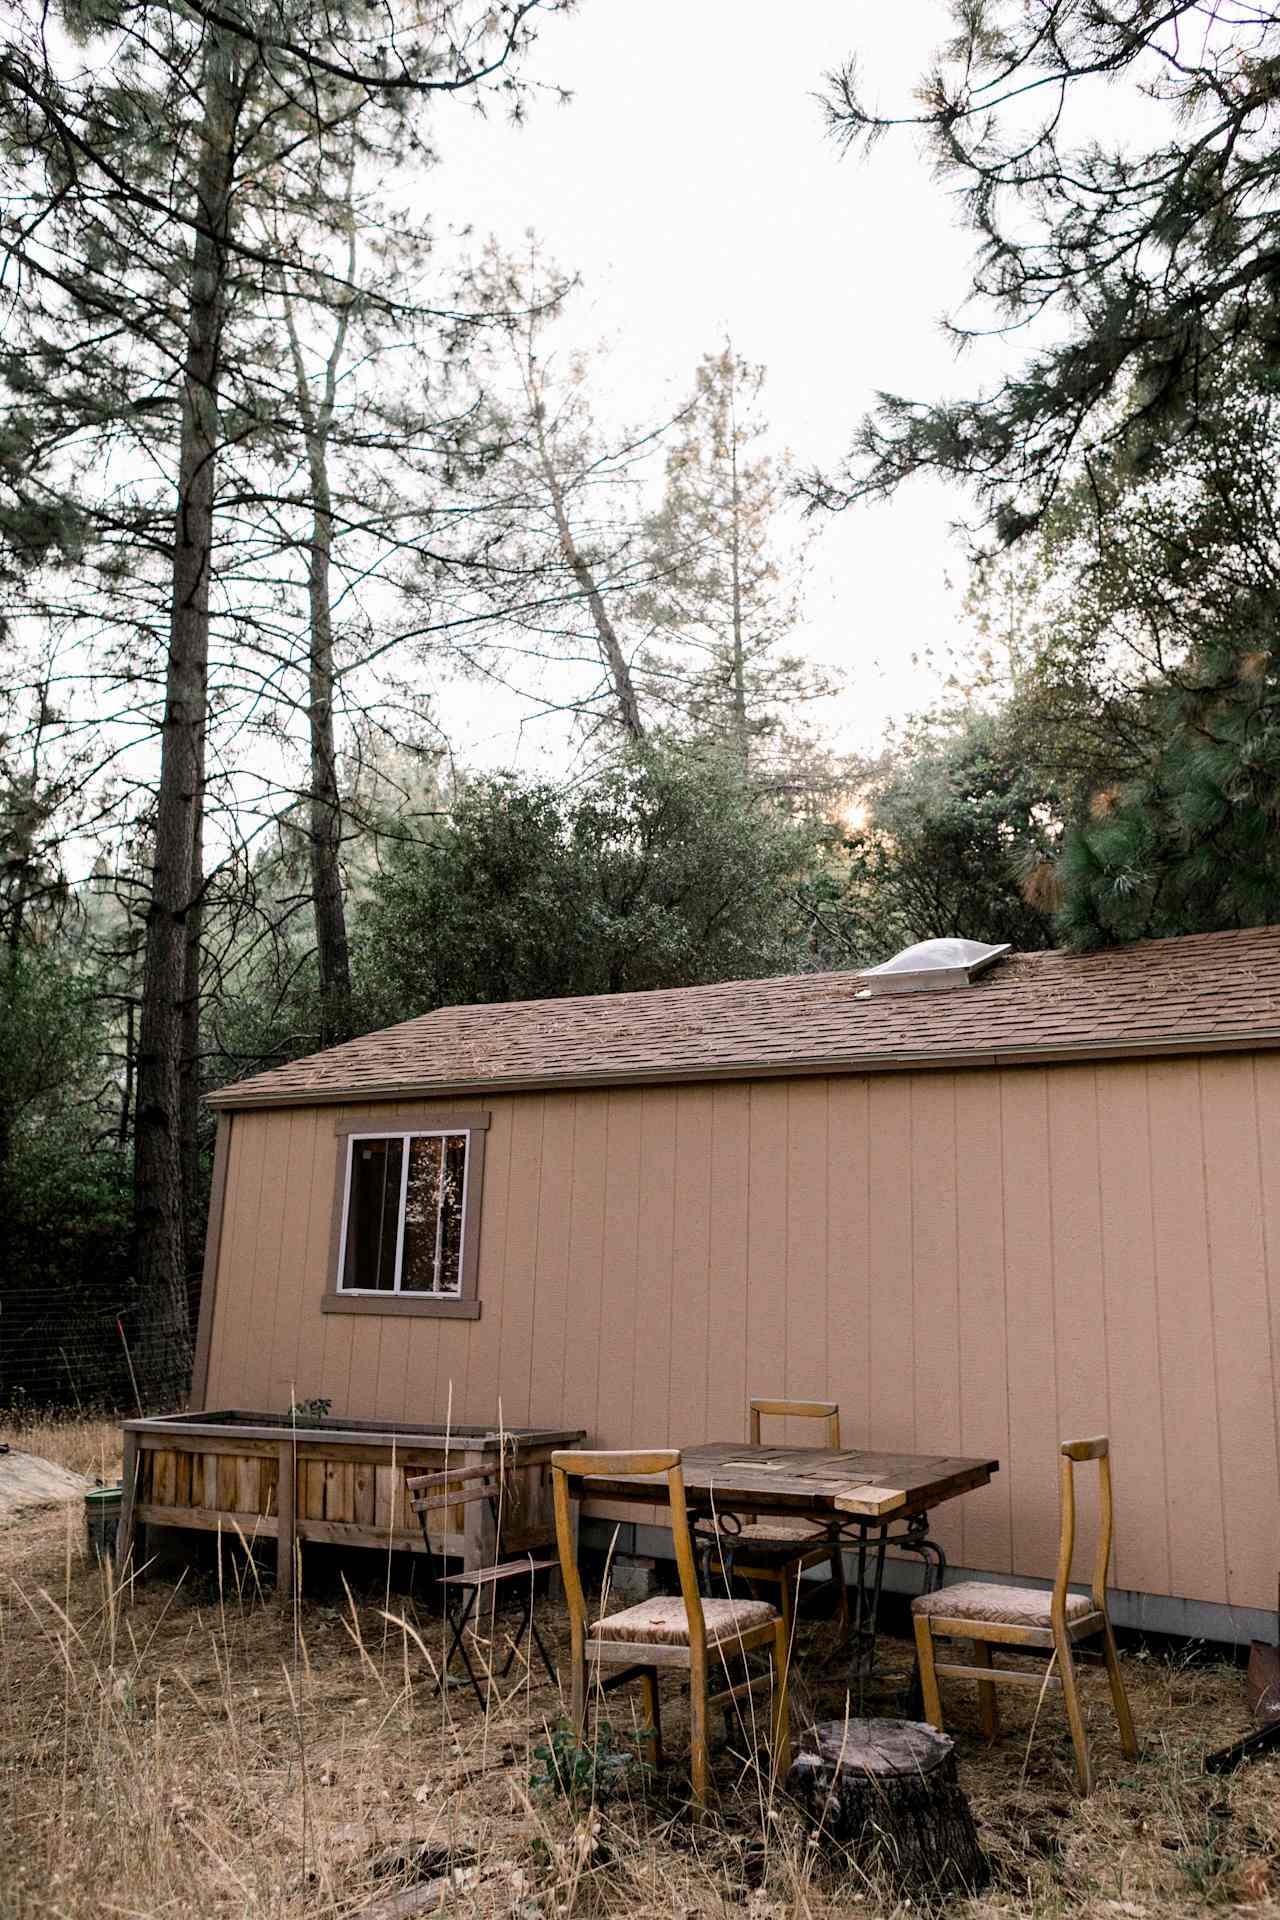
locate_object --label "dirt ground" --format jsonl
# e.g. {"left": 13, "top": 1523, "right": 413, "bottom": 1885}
{"left": 1, "top": 1416, "right": 1278, "bottom": 1919}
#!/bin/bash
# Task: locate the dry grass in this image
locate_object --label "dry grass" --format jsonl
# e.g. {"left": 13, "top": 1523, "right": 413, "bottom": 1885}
{"left": 1, "top": 1417, "right": 1278, "bottom": 1919}
{"left": 0, "top": 1411, "right": 122, "bottom": 1484}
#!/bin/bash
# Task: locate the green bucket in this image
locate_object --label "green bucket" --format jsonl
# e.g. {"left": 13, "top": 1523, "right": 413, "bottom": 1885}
{"left": 85, "top": 1484, "right": 123, "bottom": 1563}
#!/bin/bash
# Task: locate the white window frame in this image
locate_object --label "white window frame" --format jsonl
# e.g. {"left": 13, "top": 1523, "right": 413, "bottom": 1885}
{"left": 336, "top": 1128, "right": 471, "bottom": 1299}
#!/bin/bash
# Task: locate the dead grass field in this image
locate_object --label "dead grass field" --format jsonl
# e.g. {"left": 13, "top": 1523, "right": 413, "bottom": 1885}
{"left": 1, "top": 1416, "right": 1278, "bottom": 1920}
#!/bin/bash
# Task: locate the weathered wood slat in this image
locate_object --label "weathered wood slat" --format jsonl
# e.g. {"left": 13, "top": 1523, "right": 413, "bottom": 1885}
{"left": 139, "top": 1433, "right": 281, "bottom": 1459}
{"left": 216, "top": 1456, "right": 238, "bottom": 1512}
{"left": 173, "top": 1451, "right": 192, "bottom": 1508}
{"left": 934, "top": 1661, "right": 1061, "bottom": 1689}
{"left": 374, "top": 1466, "right": 394, "bottom": 1533}
{"left": 294, "top": 1518, "right": 427, "bottom": 1552}
{"left": 135, "top": 1503, "right": 279, "bottom": 1539}
{"left": 277, "top": 1443, "right": 295, "bottom": 1597}
{"left": 153, "top": 1450, "right": 176, "bottom": 1507}
{"left": 123, "top": 1412, "right": 586, "bottom": 1447}
{"left": 304, "top": 1461, "right": 326, "bottom": 1520}
{"left": 324, "top": 1461, "right": 354, "bottom": 1522}
{"left": 236, "top": 1457, "right": 261, "bottom": 1515}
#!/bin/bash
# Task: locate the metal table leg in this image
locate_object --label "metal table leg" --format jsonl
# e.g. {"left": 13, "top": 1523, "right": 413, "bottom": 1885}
{"left": 835, "top": 1511, "right": 947, "bottom": 1711}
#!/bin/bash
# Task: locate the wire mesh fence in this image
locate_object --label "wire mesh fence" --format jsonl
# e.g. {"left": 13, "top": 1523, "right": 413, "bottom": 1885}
{"left": 0, "top": 1276, "right": 194, "bottom": 1415}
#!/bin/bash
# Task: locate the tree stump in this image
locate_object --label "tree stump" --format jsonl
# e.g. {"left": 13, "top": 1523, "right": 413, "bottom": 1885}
{"left": 786, "top": 1718, "right": 988, "bottom": 1897}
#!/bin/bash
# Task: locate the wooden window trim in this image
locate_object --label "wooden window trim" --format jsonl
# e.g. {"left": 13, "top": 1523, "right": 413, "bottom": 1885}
{"left": 321, "top": 1113, "right": 487, "bottom": 1320}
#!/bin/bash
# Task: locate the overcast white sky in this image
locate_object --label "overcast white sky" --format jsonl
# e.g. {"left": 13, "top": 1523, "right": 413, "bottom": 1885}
{"left": 423, "top": 2, "right": 1019, "bottom": 771}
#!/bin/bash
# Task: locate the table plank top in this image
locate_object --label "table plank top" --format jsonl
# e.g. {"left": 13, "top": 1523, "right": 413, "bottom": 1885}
{"left": 571, "top": 1442, "right": 999, "bottom": 1522}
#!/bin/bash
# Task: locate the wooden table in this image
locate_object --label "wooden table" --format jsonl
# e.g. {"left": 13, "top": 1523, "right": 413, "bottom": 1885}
{"left": 570, "top": 1442, "right": 999, "bottom": 1691}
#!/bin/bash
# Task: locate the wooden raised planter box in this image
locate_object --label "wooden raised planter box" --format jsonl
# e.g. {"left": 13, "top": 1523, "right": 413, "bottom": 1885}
{"left": 116, "top": 1410, "right": 586, "bottom": 1597}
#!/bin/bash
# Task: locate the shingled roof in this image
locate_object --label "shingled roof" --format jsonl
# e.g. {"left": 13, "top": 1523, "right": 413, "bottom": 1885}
{"left": 208, "top": 925, "right": 1280, "bottom": 1111}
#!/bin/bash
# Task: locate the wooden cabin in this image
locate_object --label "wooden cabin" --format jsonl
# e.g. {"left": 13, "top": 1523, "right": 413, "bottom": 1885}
{"left": 196, "top": 927, "right": 1280, "bottom": 1642}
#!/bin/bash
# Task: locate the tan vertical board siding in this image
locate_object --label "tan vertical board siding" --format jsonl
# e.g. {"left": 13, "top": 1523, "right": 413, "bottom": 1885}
{"left": 746, "top": 1083, "right": 789, "bottom": 1420}
{"left": 1093, "top": 1065, "right": 1169, "bottom": 1598}
{"left": 1253, "top": 1054, "right": 1280, "bottom": 1553}
{"left": 272, "top": 1110, "right": 321, "bottom": 1407}
{"left": 668, "top": 1088, "right": 714, "bottom": 1448}
{"left": 564, "top": 1096, "right": 607, "bottom": 1436}
{"left": 866, "top": 1077, "right": 914, "bottom": 1453}
{"left": 1147, "top": 1059, "right": 1229, "bottom": 1605}
{"left": 784, "top": 1081, "right": 830, "bottom": 1439}
{"left": 954, "top": 1070, "right": 1011, "bottom": 1574}
{"left": 910, "top": 1073, "right": 963, "bottom": 1564}
{"left": 632, "top": 1091, "right": 678, "bottom": 1450}
{"left": 345, "top": 1295, "right": 383, "bottom": 1422}
{"left": 240, "top": 1112, "right": 290, "bottom": 1408}
{"left": 827, "top": 1078, "right": 871, "bottom": 1450}
{"left": 205, "top": 1112, "right": 264, "bottom": 1404}
{"left": 527, "top": 1095, "right": 575, "bottom": 1431}
{"left": 318, "top": 1105, "right": 367, "bottom": 1413}
{"left": 1046, "top": 1068, "right": 1110, "bottom": 1567}
{"left": 487, "top": 1096, "right": 538, "bottom": 1429}
{"left": 705, "top": 1083, "right": 751, "bottom": 1444}
{"left": 1199, "top": 1057, "right": 1280, "bottom": 1607}
{"left": 289, "top": 1112, "right": 334, "bottom": 1412}
{"left": 1000, "top": 1070, "right": 1061, "bottom": 1579}
{"left": 596, "top": 1091, "right": 642, "bottom": 1450}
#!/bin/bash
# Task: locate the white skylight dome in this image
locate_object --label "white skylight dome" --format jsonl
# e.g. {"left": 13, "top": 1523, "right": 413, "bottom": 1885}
{"left": 856, "top": 938, "right": 1011, "bottom": 997}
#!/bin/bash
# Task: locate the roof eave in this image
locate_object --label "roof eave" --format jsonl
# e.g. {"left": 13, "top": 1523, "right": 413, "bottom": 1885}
{"left": 205, "top": 1026, "right": 1280, "bottom": 1113}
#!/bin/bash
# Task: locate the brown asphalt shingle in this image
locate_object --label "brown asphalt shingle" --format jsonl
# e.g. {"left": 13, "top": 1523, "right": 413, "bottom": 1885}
{"left": 207, "top": 925, "right": 1280, "bottom": 1111}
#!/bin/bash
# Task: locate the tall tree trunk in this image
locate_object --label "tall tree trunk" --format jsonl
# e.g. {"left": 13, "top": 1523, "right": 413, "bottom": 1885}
{"left": 180, "top": 766, "right": 205, "bottom": 1329}
{"left": 132, "top": 31, "right": 236, "bottom": 1406}
{"left": 529, "top": 398, "right": 645, "bottom": 744}
{"left": 283, "top": 179, "right": 355, "bottom": 1046}
{"left": 728, "top": 417, "right": 749, "bottom": 768}
{"left": 304, "top": 472, "right": 351, "bottom": 1044}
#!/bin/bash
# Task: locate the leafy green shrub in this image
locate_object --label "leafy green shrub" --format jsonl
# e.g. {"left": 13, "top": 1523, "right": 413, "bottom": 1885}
{"left": 529, "top": 1716, "right": 651, "bottom": 1805}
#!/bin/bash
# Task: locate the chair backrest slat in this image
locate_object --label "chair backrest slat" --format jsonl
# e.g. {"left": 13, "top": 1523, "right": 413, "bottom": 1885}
{"left": 407, "top": 1462, "right": 508, "bottom": 1519}
{"left": 411, "top": 1484, "right": 499, "bottom": 1514}
{"left": 1055, "top": 1435, "right": 1115, "bottom": 1620}
{"left": 749, "top": 1397, "right": 840, "bottom": 1448}
{"left": 407, "top": 1463, "right": 500, "bottom": 1493}
{"left": 550, "top": 1448, "right": 706, "bottom": 1654}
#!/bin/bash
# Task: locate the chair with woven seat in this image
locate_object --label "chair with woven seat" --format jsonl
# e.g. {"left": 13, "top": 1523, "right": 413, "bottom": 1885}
{"left": 551, "top": 1448, "right": 791, "bottom": 1808}
{"left": 718, "top": 1398, "right": 849, "bottom": 1648}
{"left": 911, "top": 1436, "right": 1137, "bottom": 1795}
{"left": 408, "top": 1463, "right": 559, "bottom": 1708}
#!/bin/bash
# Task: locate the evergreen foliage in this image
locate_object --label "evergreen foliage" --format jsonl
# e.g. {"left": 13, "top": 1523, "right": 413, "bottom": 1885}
{"left": 842, "top": 708, "right": 1062, "bottom": 957}
{"left": 637, "top": 349, "right": 837, "bottom": 782}
{"left": 815, "top": 4, "right": 1280, "bottom": 543}
{"left": 352, "top": 747, "right": 822, "bottom": 1025}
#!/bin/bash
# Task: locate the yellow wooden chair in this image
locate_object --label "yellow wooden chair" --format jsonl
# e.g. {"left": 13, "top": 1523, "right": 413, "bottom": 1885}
{"left": 911, "top": 1436, "right": 1137, "bottom": 1794}
{"left": 551, "top": 1447, "right": 791, "bottom": 1808}
{"left": 719, "top": 1398, "right": 850, "bottom": 1649}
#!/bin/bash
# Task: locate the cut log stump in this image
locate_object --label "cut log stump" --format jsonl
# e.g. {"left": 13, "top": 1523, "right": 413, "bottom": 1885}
{"left": 786, "top": 1718, "right": 988, "bottom": 1897}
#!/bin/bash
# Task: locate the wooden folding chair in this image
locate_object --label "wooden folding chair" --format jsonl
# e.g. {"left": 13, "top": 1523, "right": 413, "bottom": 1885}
{"left": 408, "top": 1463, "right": 558, "bottom": 1708}
{"left": 551, "top": 1447, "right": 791, "bottom": 1809}
{"left": 716, "top": 1398, "right": 849, "bottom": 1649}
{"left": 911, "top": 1436, "right": 1137, "bottom": 1794}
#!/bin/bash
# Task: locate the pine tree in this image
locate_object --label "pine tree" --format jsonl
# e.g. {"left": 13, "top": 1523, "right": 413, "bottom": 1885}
{"left": 812, "top": 4, "right": 1280, "bottom": 544}
{"left": 638, "top": 347, "right": 835, "bottom": 783}
{"left": 0, "top": 0, "right": 562, "bottom": 1399}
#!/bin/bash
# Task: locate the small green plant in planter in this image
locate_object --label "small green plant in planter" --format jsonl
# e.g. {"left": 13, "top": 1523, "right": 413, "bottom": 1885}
{"left": 530, "top": 1716, "right": 652, "bottom": 1805}
{"left": 292, "top": 1397, "right": 331, "bottom": 1422}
